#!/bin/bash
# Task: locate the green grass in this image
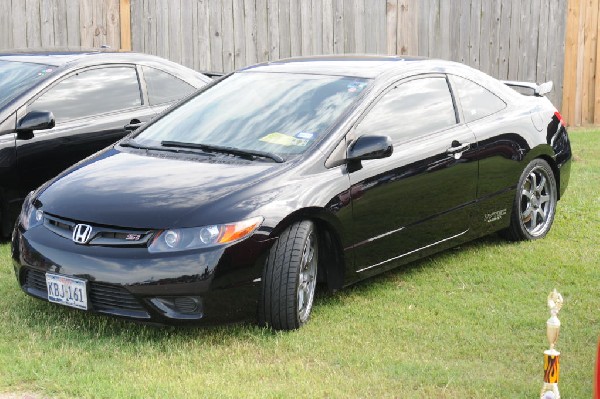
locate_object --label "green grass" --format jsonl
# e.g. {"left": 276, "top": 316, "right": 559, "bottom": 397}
{"left": 1, "top": 129, "right": 599, "bottom": 398}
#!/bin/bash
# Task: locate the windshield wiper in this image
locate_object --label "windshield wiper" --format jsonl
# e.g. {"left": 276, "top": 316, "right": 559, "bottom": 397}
{"left": 119, "top": 139, "right": 215, "bottom": 157}
{"left": 161, "top": 141, "right": 285, "bottom": 163}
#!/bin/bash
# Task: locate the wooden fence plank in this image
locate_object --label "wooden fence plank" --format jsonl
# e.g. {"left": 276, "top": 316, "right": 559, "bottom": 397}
{"left": 40, "top": 0, "right": 55, "bottom": 48}
{"left": 26, "top": 0, "right": 42, "bottom": 48}
{"left": 92, "top": 0, "right": 106, "bottom": 47}
{"left": 288, "top": 0, "right": 301, "bottom": 55}
{"left": 498, "top": 0, "right": 512, "bottom": 79}
{"left": 364, "top": 0, "right": 378, "bottom": 53}
{"left": 0, "top": 0, "right": 12, "bottom": 50}
{"left": 343, "top": 0, "right": 355, "bottom": 52}
{"left": 594, "top": 1, "right": 600, "bottom": 122}
{"left": 488, "top": 0, "right": 502, "bottom": 78}
{"left": 300, "top": 0, "right": 312, "bottom": 55}
{"left": 261, "top": 0, "right": 272, "bottom": 62}
{"left": 66, "top": 0, "right": 81, "bottom": 47}
{"left": 179, "top": 0, "right": 193, "bottom": 67}
{"left": 106, "top": 0, "right": 120, "bottom": 49}
{"left": 457, "top": 0, "right": 470, "bottom": 64}
{"left": 386, "top": 0, "right": 397, "bottom": 55}
{"left": 232, "top": 0, "right": 246, "bottom": 68}
{"left": 574, "top": 0, "right": 586, "bottom": 125}
{"left": 194, "top": 0, "right": 211, "bottom": 71}
{"left": 469, "top": 0, "right": 481, "bottom": 68}
{"left": 562, "top": 0, "right": 579, "bottom": 122}
{"left": 547, "top": 0, "right": 566, "bottom": 111}
{"left": 353, "top": 0, "right": 365, "bottom": 53}
{"left": 312, "top": 0, "right": 323, "bottom": 54}
{"left": 168, "top": 0, "right": 182, "bottom": 63}
{"left": 155, "top": 0, "right": 168, "bottom": 57}
{"left": 209, "top": 0, "right": 223, "bottom": 71}
{"left": 120, "top": 0, "right": 131, "bottom": 50}
{"left": 322, "top": 0, "right": 334, "bottom": 53}
{"left": 438, "top": 0, "right": 450, "bottom": 60}
{"left": 507, "top": 0, "right": 521, "bottom": 79}
{"left": 222, "top": 0, "right": 235, "bottom": 72}
{"left": 278, "top": 0, "right": 291, "bottom": 58}
{"left": 244, "top": 0, "right": 258, "bottom": 65}
{"left": 333, "top": 0, "right": 344, "bottom": 53}
{"left": 130, "top": 0, "right": 143, "bottom": 52}
{"left": 582, "top": 0, "right": 598, "bottom": 124}
{"left": 478, "top": 0, "right": 492, "bottom": 73}
{"left": 11, "top": 0, "right": 27, "bottom": 49}
{"left": 54, "top": 0, "right": 68, "bottom": 47}
{"left": 449, "top": 0, "right": 461, "bottom": 61}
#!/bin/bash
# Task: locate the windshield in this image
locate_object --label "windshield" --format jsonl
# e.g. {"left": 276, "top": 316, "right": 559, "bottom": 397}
{"left": 134, "top": 72, "right": 370, "bottom": 156}
{"left": 0, "top": 60, "right": 55, "bottom": 109}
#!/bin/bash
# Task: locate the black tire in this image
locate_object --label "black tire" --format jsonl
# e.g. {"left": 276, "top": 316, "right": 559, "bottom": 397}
{"left": 504, "top": 159, "right": 557, "bottom": 241}
{"left": 258, "top": 220, "right": 318, "bottom": 331}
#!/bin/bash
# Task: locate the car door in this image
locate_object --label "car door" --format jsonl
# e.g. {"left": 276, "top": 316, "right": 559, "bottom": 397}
{"left": 346, "top": 75, "right": 479, "bottom": 275}
{"left": 16, "top": 65, "right": 155, "bottom": 190}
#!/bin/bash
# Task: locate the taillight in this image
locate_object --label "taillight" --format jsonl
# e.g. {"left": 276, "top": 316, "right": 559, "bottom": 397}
{"left": 554, "top": 111, "right": 566, "bottom": 127}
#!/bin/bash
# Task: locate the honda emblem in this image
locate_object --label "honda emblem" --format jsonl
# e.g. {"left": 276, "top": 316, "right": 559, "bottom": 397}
{"left": 72, "top": 224, "right": 93, "bottom": 244}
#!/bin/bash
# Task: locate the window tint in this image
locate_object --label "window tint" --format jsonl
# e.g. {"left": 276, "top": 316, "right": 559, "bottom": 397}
{"left": 450, "top": 75, "right": 506, "bottom": 123}
{"left": 355, "top": 77, "right": 456, "bottom": 143}
{"left": 30, "top": 67, "right": 141, "bottom": 122}
{"left": 143, "top": 66, "right": 196, "bottom": 105}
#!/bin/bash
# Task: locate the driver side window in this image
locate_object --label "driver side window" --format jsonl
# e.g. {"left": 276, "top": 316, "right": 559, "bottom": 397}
{"left": 29, "top": 67, "right": 142, "bottom": 123}
{"left": 355, "top": 77, "right": 457, "bottom": 144}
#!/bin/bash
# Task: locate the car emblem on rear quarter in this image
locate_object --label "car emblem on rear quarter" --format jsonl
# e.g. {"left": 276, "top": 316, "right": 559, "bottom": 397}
{"left": 72, "top": 224, "right": 93, "bottom": 244}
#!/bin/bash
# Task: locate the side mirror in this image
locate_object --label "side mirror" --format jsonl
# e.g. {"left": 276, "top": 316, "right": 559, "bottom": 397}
{"left": 16, "top": 110, "right": 55, "bottom": 132}
{"left": 347, "top": 135, "right": 393, "bottom": 162}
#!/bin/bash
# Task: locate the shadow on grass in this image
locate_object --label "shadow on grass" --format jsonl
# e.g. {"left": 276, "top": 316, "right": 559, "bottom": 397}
{"left": 9, "top": 232, "right": 512, "bottom": 345}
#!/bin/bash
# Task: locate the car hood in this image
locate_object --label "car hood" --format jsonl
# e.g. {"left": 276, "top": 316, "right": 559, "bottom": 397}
{"left": 37, "top": 149, "right": 285, "bottom": 229}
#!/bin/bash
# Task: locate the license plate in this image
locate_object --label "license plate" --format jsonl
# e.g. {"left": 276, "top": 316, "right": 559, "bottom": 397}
{"left": 46, "top": 273, "right": 88, "bottom": 310}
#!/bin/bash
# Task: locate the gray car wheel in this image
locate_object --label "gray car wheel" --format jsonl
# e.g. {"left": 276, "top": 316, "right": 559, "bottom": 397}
{"left": 258, "top": 220, "right": 318, "bottom": 330}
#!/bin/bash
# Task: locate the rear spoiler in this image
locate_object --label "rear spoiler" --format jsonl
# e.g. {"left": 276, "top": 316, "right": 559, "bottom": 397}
{"left": 502, "top": 80, "right": 553, "bottom": 97}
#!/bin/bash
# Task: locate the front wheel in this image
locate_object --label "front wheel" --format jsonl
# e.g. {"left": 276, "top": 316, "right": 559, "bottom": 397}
{"left": 258, "top": 220, "right": 318, "bottom": 330}
{"left": 504, "top": 159, "right": 557, "bottom": 241}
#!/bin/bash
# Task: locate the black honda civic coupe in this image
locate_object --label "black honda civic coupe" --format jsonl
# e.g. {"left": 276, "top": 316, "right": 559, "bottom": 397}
{"left": 12, "top": 56, "right": 572, "bottom": 330}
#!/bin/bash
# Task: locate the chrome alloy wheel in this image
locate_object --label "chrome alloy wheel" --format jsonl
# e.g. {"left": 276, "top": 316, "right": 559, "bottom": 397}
{"left": 519, "top": 166, "right": 556, "bottom": 237}
{"left": 297, "top": 231, "right": 318, "bottom": 324}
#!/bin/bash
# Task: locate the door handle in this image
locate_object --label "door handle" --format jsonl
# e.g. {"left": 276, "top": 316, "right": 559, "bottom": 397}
{"left": 124, "top": 119, "right": 143, "bottom": 132}
{"left": 445, "top": 142, "right": 471, "bottom": 154}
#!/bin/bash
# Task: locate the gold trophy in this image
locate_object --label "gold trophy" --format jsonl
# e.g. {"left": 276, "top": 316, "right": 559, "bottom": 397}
{"left": 541, "top": 289, "right": 563, "bottom": 399}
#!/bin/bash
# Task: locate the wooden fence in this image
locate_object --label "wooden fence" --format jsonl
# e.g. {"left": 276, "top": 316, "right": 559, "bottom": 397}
{"left": 562, "top": 0, "right": 600, "bottom": 126}
{"left": 0, "top": 0, "right": 583, "bottom": 124}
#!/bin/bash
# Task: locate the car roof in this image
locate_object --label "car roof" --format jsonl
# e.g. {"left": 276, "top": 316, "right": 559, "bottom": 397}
{"left": 0, "top": 49, "right": 193, "bottom": 70}
{"left": 240, "top": 55, "right": 429, "bottom": 79}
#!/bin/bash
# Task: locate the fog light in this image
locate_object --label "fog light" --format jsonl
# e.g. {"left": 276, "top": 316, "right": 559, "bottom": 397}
{"left": 35, "top": 210, "right": 43, "bottom": 222}
{"left": 150, "top": 296, "right": 204, "bottom": 319}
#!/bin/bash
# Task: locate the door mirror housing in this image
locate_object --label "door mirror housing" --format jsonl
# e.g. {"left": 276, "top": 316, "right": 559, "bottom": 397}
{"left": 347, "top": 135, "right": 393, "bottom": 162}
{"left": 16, "top": 110, "right": 55, "bottom": 132}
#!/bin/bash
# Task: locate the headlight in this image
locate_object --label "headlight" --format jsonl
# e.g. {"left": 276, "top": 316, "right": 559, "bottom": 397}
{"left": 18, "top": 192, "right": 44, "bottom": 231}
{"left": 148, "top": 216, "right": 263, "bottom": 253}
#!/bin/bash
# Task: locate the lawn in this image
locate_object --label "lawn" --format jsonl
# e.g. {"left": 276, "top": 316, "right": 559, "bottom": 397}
{"left": 0, "top": 129, "right": 598, "bottom": 398}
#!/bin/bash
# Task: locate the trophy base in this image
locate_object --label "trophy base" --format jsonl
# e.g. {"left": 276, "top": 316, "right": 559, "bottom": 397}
{"left": 540, "top": 383, "right": 560, "bottom": 399}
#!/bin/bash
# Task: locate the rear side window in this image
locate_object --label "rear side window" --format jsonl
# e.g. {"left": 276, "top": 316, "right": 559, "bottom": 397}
{"left": 142, "top": 66, "right": 196, "bottom": 105}
{"left": 30, "top": 66, "right": 141, "bottom": 122}
{"left": 355, "top": 77, "right": 457, "bottom": 143}
{"left": 450, "top": 75, "right": 506, "bottom": 123}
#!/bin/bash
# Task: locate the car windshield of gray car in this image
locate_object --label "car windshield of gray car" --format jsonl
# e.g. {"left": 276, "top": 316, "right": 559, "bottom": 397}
{"left": 133, "top": 72, "right": 370, "bottom": 159}
{"left": 0, "top": 61, "right": 55, "bottom": 109}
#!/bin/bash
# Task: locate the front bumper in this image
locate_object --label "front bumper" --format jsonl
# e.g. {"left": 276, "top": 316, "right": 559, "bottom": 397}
{"left": 11, "top": 223, "right": 271, "bottom": 325}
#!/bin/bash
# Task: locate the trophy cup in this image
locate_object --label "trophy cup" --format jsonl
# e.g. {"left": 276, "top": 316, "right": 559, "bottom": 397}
{"left": 540, "top": 289, "right": 563, "bottom": 399}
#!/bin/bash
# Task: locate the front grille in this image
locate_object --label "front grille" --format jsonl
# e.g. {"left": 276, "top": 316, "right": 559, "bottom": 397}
{"left": 23, "top": 269, "right": 149, "bottom": 318}
{"left": 43, "top": 213, "right": 154, "bottom": 247}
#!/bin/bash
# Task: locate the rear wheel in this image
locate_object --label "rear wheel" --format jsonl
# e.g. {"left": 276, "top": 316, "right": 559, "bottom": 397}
{"left": 504, "top": 159, "right": 557, "bottom": 241}
{"left": 258, "top": 220, "right": 318, "bottom": 330}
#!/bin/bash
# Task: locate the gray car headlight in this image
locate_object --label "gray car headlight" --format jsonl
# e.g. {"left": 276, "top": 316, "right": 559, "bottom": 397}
{"left": 18, "top": 192, "right": 44, "bottom": 231}
{"left": 148, "top": 216, "right": 263, "bottom": 253}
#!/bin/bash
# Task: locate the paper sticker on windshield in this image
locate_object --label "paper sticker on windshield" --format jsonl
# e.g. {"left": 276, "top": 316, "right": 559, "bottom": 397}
{"left": 347, "top": 81, "right": 367, "bottom": 93}
{"left": 260, "top": 132, "right": 308, "bottom": 147}
{"left": 295, "top": 132, "right": 315, "bottom": 140}
{"left": 37, "top": 68, "right": 54, "bottom": 77}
